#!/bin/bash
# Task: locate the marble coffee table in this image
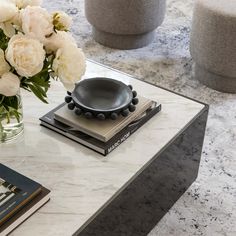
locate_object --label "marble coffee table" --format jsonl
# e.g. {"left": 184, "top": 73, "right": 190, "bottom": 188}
{"left": 0, "top": 60, "right": 208, "bottom": 236}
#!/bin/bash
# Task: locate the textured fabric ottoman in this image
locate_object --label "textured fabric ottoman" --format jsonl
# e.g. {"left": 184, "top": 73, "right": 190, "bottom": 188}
{"left": 190, "top": 0, "right": 236, "bottom": 93}
{"left": 85, "top": 0, "right": 166, "bottom": 49}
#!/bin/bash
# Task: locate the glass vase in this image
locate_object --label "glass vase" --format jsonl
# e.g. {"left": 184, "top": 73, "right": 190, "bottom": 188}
{"left": 0, "top": 92, "right": 24, "bottom": 143}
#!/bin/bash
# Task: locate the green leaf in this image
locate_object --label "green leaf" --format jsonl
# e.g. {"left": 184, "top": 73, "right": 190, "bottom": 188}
{"left": 2, "top": 96, "right": 19, "bottom": 110}
{"left": 0, "top": 119, "right": 3, "bottom": 130}
{"left": 0, "top": 103, "right": 22, "bottom": 126}
{"left": 34, "top": 83, "right": 47, "bottom": 97}
{"left": 10, "top": 96, "right": 18, "bottom": 110}
{"left": 18, "top": 55, "right": 55, "bottom": 104}
{"left": 0, "top": 95, "right": 4, "bottom": 105}
{"left": 0, "top": 29, "right": 9, "bottom": 50}
{"left": 11, "top": 110, "right": 21, "bottom": 123}
{"left": 28, "top": 84, "right": 48, "bottom": 104}
{"left": 29, "top": 75, "right": 50, "bottom": 89}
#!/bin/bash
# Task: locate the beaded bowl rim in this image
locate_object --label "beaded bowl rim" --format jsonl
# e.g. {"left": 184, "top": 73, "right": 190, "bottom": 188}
{"left": 65, "top": 77, "right": 139, "bottom": 120}
{"left": 71, "top": 77, "right": 133, "bottom": 113}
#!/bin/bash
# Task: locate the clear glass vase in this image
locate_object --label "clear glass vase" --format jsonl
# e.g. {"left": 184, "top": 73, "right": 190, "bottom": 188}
{"left": 0, "top": 92, "right": 24, "bottom": 143}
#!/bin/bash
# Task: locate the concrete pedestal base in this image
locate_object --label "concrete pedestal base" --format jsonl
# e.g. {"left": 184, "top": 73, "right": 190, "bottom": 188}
{"left": 85, "top": 0, "right": 166, "bottom": 49}
{"left": 190, "top": 0, "right": 236, "bottom": 94}
{"left": 92, "top": 28, "right": 156, "bottom": 50}
{"left": 195, "top": 64, "right": 236, "bottom": 93}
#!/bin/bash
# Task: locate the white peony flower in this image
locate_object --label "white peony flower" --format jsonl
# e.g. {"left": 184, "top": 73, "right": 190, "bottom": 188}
{"left": 0, "top": 49, "right": 10, "bottom": 77}
{"left": 21, "top": 6, "right": 53, "bottom": 42}
{"left": 6, "top": 34, "right": 46, "bottom": 77}
{"left": 44, "top": 31, "right": 77, "bottom": 53}
{"left": 0, "top": 0, "right": 18, "bottom": 23}
{"left": 13, "top": 0, "right": 42, "bottom": 9}
{"left": 0, "top": 72, "right": 20, "bottom": 97}
{"left": 52, "top": 11, "right": 72, "bottom": 31}
{"left": 52, "top": 44, "right": 86, "bottom": 91}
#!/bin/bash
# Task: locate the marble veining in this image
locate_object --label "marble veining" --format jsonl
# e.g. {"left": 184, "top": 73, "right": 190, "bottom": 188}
{"left": 54, "top": 0, "right": 235, "bottom": 235}
{"left": 0, "top": 61, "right": 204, "bottom": 236}
{"left": 1, "top": 0, "right": 236, "bottom": 235}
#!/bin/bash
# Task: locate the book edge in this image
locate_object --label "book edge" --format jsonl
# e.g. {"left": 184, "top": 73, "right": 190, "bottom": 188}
{"left": 0, "top": 188, "right": 50, "bottom": 235}
{"left": 40, "top": 102, "right": 161, "bottom": 156}
{"left": 40, "top": 122, "right": 106, "bottom": 155}
{"left": 54, "top": 98, "right": 152, "bottom": 142}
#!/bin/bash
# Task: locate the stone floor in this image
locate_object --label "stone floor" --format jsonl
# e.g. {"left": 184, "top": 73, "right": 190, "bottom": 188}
{"left": 44, "top": 0, "right": 236, "bottom": 235}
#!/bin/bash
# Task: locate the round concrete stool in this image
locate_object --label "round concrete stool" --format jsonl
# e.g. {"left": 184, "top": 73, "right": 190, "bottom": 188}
{"left": 85, "top": 0, "right": 166, "bottom": 49}
{"left": 190, "top": 0, "right": 236, "bottom": 93}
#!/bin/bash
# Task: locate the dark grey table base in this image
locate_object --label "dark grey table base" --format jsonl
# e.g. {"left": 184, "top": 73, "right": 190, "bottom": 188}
{"left": 73, "top": 106, "right": 208, "bottom": 236}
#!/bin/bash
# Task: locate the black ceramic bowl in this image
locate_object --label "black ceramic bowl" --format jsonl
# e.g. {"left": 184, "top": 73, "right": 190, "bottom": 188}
{"left": 65, "top": 77, "right": 139, "bottom": 120}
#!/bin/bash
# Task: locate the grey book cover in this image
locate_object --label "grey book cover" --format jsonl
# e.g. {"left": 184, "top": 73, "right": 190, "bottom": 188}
{"left": 54, "top": 96, "right": 153, "bottom": 142}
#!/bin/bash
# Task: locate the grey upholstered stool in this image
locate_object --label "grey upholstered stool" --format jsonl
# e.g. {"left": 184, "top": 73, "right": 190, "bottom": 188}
{"left": 190, "top": 0, "right": 236, "bottom": 93}
{"left": 85, "top": 0, "right": 166, "bottom": 49}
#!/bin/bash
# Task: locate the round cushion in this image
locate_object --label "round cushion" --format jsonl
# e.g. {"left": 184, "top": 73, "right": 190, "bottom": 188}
{"left": 190, "top": 0, "right": 236, "bottom": 78}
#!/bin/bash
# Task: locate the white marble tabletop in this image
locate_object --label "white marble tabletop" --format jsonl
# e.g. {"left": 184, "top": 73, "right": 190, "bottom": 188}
{"left": 0, "top": 61, "right": 204, "bottom": 236}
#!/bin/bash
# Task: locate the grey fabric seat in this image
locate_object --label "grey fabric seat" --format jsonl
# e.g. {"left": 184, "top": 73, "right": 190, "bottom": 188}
{"left": 190, "top": 0, "right": 236, "bottom": 93}
{"left": 85, "top": 0, "right": 166, "bottom": 49}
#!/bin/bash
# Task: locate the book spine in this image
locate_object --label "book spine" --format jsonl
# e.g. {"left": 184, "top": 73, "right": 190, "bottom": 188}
{"left": 104, "top": 104, "right": 161, "bottom": 155}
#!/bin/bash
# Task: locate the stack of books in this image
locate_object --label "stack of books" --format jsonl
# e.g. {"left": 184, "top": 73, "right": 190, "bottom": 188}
{"left": 0, "top": 164, "right": 50, "bottom": 235}
{"left": 40, "top": 96, "right": 161, "bottom": 155}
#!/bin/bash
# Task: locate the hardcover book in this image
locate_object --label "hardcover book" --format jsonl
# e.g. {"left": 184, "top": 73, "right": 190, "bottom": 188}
{"left": 40, "top": 101, "right": 161, "bottom": 155}
{"left": 54, "top": 96, "right": 153, "bottom": 142}
{"left": 0, "top": 164, "right": 50, "bottom": 235}
{"left": 0, "top": 187, "right": 50, "bottom": 236}
{"left": 0, "top": 164, "right": 42, "bottom": 226}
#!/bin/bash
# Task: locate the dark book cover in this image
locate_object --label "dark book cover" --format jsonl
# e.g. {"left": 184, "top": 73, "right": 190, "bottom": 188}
{"left": 39, "top": 102, "right": 161, "bottom": 156}
{"left": 0, "top": 164, "right": 42, "bottom": 226}
{"left": 0, "top": 187, "right": 50, "bottom": 235}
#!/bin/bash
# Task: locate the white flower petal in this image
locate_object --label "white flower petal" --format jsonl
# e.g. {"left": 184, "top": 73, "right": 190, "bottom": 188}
{"left": 0, "top": 21, "right": 16, "bottom": 37}
{"left": 44, "top": 31, "right": 77, "bottom": 53}
{"left": 21, "top": 6, "right": 53, "bottom": 42}
{"left": 52, "top": 45, "right": 86, "bottom": 91}
{"left": 13, "top": 0, "right": 42, "bottom": 9}
{"left": 0, "top": 0, "right": 18, "bottom": 23}
{"left": 0, "top": 72, "right": 20, "bottom": 97}
{"left": 0, "top": 49, "right": 10, "bottom": 77}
